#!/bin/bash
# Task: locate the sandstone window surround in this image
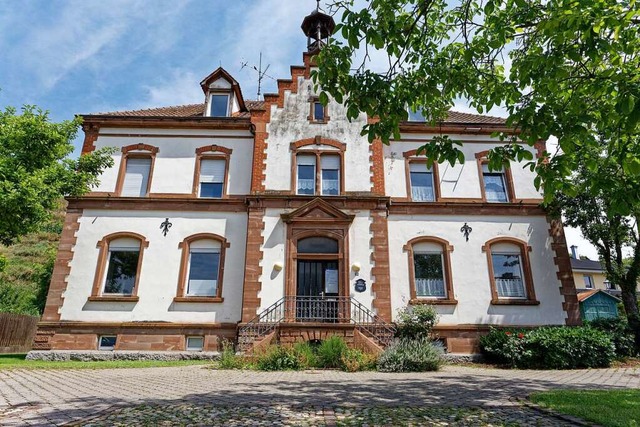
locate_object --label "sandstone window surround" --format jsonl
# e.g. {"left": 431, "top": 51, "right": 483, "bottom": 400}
{"left": 89, "top": 232, "right": 149, "bottom": 303}
{"left": 307, "top": 96, "right": 330, "bottom": 124}
{"left": 192, "top": 145, "right": 232, "bottom": 199}
{"left": 403, "top": 150, "right": 441, "bottom": 202}
{"left": 404, "top": 236, "right": 457, "bottom": 305}
{"left": 291, "top": 137, "right": 346, "bottom": 196}
{"left": 475, "top": 151, "right": 516, "bottom": 203}
{"left": 482, "top": 237, "right": 539, "bottom": 305}
{"left": 114, "top": 144, "right": 159, "bottom": 197}
{"left": 174, "top": 233, "right": 229, "bottom": 303}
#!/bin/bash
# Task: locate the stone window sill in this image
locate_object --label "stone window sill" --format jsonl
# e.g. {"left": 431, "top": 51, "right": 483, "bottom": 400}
{"left": 409, "top": 298, "right": 458, "bottom": 306}
{"left": 491, "top": 299, "right": 540, "bottom": 306}
{"left": 87, "top": 296, "right": 139, "bottom": 302}
{"left": 173, "top": 297, "right": 224, "bottom": 303}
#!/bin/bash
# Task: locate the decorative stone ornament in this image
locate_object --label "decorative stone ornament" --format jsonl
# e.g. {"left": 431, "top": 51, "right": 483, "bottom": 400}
{"left": 160, "top": 218, "right": 172, "bottom": 236}
{"left": 460, "top": 222, "right": 472, "bottom": 242}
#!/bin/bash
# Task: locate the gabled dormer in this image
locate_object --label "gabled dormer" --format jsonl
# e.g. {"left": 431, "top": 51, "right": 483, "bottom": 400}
{"left": 200, "top": 67, "right": 247, "bottom": 117}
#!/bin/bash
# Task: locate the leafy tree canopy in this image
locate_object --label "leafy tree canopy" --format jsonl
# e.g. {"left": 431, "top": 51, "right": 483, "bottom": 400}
{"left": 0, "top": 106, "right": 114, "bottom": 245}
{"left": 314, "top": 0, "right": 640, "bottom": 210}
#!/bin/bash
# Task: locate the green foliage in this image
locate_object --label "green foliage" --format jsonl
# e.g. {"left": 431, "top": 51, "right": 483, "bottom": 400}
{"left": 0, "top": 106, "right": 114, "bottom": 245}
{"left": 255, "top": 345, "right": 301, "bottom": 371}
{"left": 217, "top": 340, "right": 245, "bottom": 370}
{"left": 480, "top": 326, "right": 616, "bottom": 369}
{"left": 316, "top": 335, "right": 349, "bottom": 368}
{"left": 395, "top": 304, "right": 438, "bottom": 339}
{"left": 587, "top": 318, "right": 637, "bottom": 358}
{"left": 340, "top": 348, "right": 378, "bottom": 372}
{"left": 377, "top": 337, "right": 444, "bottom": 372}
{"left": 292, "top": 341, "right": 320, "bottom": 368}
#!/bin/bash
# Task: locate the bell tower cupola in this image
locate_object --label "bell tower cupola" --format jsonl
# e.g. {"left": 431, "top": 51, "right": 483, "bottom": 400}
{"left": 301, "top": 1, "right": 336, "bottom": 53}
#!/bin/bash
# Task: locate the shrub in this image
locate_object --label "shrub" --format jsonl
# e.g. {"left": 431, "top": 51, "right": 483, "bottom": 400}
{"left": 217, "top": 340, "right": 245, "bottom": 369}
{"left": 340, "top": 348, "right": 377, "bottom": 372}
{"left": 395, "top": 304, "right": 438, "bottom": 339}
{"left": 317, "top": 335, "right": 348, "bottom": 368}
{"left": 587, "top": 318, "right": 636, "bottom": 358}
{"left": 292, "top": 341, "right": 320, "bottom": 369}
{"left": 377, "top": 337, "right": 444, "bottom": 372}
{"left": 480, "top": 326, "right": 616, "bottom": 369}
{"left": 255, "top": 345, "right": 300, "bottom": 371}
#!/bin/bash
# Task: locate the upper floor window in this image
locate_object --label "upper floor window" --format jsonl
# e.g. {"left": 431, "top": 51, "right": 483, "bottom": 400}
{"left": 209, "top": 93, "right": 230, "bottom": 117}
{"left": 308, "top": 97, "right": 329, "bottom": 123}
{"left": 583, "top": 274, "right": 594, "bottom": 289}
{"left": 175, "top": 234, "right": 228, "bottom": 302}
{"left": 296, "top": 153, "right": 341, "bottom": 196}
{"left": 116, "top": 144, "right": 158, "bottom": 197}
{"left": 482, "top": 164, "right": 509, "bottom": 203}
{"left": 483, "top": 238, "right": 538, "bottom": 305}
{"left": 198, "top": 158, "right": 226, "bottom": 198}
{"left": 405, "top": 237, "right": 456, "bottom": 304}
{"left": 407, "top": 108, "right": 426, "bottom": 122}
{"left": 409, "top": 162, "right": 435, "bottom": 202}
{"left": 314, "top": 102, "right": 325, "bottom": 121}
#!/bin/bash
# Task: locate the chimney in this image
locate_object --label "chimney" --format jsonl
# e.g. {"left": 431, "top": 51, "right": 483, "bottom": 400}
{"left": 570, "top": 245, "right": 578, "bottom": 259}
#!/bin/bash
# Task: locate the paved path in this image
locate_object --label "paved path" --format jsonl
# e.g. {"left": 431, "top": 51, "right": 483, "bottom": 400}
{"left": 0, "top": 365, "right": 638, "bottom": 426}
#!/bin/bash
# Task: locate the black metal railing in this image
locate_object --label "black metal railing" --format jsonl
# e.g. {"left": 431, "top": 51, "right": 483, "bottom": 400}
{"left": 237, "top": 296, "right": 396, "bottom": 351}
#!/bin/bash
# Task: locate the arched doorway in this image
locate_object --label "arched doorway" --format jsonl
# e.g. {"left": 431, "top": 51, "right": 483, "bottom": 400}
{"left": 296, "top": 236, "right": 339, "bottom": 300}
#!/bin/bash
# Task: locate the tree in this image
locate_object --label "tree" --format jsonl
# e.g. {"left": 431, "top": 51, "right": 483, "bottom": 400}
{"left": 313, "top": 0, "right": 640, "bottom": 207}
{"left": 556, "top": 148, "right": 640, "bottom": 352}
{"left": 0, "top": 106, "right": 114, "bottom": 245}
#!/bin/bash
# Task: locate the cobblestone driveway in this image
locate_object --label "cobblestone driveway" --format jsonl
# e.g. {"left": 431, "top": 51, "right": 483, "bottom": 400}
{"left": 0, "top": 365, "right": 638, "bottom": 426}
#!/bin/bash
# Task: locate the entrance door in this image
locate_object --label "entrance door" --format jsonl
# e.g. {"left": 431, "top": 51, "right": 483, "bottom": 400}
{"left": 296, "top": 260, "right": 339, "bottom": 322}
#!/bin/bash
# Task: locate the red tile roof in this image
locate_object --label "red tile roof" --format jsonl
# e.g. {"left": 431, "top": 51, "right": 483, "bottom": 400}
{"left": 88, "top": 102, "right": 504, "bottom": 124}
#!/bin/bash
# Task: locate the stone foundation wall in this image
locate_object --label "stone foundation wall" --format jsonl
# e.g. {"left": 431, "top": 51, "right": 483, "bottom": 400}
{"left": 26, "top": 350, "right": 219, "bottom": 361}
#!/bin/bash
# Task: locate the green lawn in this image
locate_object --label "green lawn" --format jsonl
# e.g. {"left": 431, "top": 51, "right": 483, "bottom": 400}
{"left": 530, "top": 389, "right": 640, "bottom": 427}
{"left": 0, "top": 354, "right": 213, "bottom": 370}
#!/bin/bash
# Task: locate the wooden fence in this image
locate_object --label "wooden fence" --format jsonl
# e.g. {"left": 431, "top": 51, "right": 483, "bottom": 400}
{"left": 0, "top": 313, "right": 39, "bottom": 353}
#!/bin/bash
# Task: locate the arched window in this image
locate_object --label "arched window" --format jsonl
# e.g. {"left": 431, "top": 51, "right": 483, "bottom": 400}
{"left": 404, "top": 237, "right": 456, "bottom": 304}
{"left": 483, "top": 237, "right": 538, "bottom": 305}
{"left": 115, "top": 144, "right": 158, "bottom": 197}
{"left": 90, "top": 232, "right": 149, "bottom": 301}
{"left": 291, "top": 137, "right": 346, "bottom": 196}
{"left": 475, "top": 151, "right": 515, "bottom": 203}
{"left": 175, "top": 233, "right": 228, "bottom": 302}
{"left": 297, "top": 236, "right": 339, "bottom": 254}
{"left": 403, "top": 150, "right": 441, "bottom": 202}
{"left": 193, "top": 145, "right": 232, "bottom": 199}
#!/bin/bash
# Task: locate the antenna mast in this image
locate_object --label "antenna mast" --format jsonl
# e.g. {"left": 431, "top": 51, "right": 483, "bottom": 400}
{"left": 240, "top": 52, "right": 274, "bottom": 100}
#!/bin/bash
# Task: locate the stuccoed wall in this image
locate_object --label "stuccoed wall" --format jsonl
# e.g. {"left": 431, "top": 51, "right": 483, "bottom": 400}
{"left": 60, "top": 209, "right": 247, "bottom": 323}
{"left": 387, "top": 214, "right": 566, "bottom": 325}
{"left": 92, "top": 128, "right": 254, "bottom": 195}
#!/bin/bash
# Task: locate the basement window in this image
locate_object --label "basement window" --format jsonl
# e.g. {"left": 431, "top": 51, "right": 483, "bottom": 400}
{"left": 98, "top": 335, "right": 117, "bottom": 351}
{"left": 186, "top": 336, "right": 204, "bottom": 351}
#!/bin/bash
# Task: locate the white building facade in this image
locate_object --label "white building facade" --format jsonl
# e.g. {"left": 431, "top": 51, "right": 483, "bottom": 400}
{"left": 35, "top": 22, "right": 579, "bottom": 354}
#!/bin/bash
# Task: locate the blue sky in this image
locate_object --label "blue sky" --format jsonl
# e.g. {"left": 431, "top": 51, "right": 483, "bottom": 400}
{"left": 0, "top": 0, "right": 597, "bottom": 258}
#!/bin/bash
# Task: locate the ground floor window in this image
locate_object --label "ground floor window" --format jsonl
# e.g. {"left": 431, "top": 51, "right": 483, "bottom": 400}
{"left": 98, "top": 335, "right": 117, "bottom": 351}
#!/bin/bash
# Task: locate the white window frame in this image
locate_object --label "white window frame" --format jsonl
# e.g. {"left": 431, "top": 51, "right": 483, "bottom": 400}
{"left": 296, "top": 154, "right": 317, "bottom": 195}
{"left": 583, "top": 274, "right": 594, "bottom": 289}
{"left": 320, "top": 155, "right": 340, "bottom": 196}
{"left": 198, "top": 158, "right": 226, "bottom": 198}
{"left": 482, "top": 164, "right": 509, "bottom": 203}
{"left": 98, "top": 335, "right": 117, "bottom": 351}
{"left": 409, "top": 162, "right": 435, "bottom": 202}
{"left": 186, "top": 336, "right": 204, "bottom": 352}
{"left": 492, "top": 251, "right": 527, "bottom": 299}
{"left": 121, "top": 157, "right": 152, "bottom": 197}
{"left": 413, "top": 250, "right": 447, "bottom": 298}
{"left": 186, "top": 247, "right": 221, "bottom": 297}
{"left": 103, "top": 244, "right": 141, "bottom": 296}
{"left": 208, "top": 93, "right": 230, "bottom": 117}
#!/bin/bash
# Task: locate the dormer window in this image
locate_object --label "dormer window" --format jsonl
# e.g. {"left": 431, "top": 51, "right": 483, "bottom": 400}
{"left": 407, "top": 108, "right": 426, "bottom": 122}
{"left": 209, "top": 93, "right": 230, "bottom": 117}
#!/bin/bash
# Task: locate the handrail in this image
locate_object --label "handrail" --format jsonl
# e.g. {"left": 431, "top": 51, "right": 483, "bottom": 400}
{"left": 237, "top": 296, "right": 396, "bottom": 350}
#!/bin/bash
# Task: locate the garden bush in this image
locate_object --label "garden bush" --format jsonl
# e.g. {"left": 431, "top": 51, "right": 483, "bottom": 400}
{"left": 587, "top": 318, "right": 636, "bottom": 358}
{"left": 317, "top": 335, "right": 348, "bottom": 368}
{"left": 292, "top": 341, "right": 320, "bottom": 368}
{"left": 255, "top": 345, "right": 300, "bottom": 371}
{"left": 395, "top": 304, "right": 438, "bottom": 339}
{"left": 377, "top": 337, "right": 444, "bottom": 372}
{"left": 217, "top": 340, "right": 245, "bottom": 369}
{"left": 480, "top": 326, "right": 616, "bottom": 369}
{"left": 340, "top": 348, "right": 377, "bottom": 372}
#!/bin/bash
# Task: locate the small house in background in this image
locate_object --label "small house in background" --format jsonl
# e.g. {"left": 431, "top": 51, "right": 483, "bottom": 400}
{"left": 578, "top": 289, "right": 620, "bottom": 321}
{"left": 569, "top": 245, "right": 614, "bottom": 292}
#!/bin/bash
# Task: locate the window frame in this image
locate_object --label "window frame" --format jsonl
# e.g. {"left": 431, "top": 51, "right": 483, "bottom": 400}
{"left": 208, "top": 91, "right": 231, "bottom": 117}
{"left": 403, "top": 150, "right": 441, "bottom": 202}
{"left": 89, "top": 232, "right": 149, "bottom": 302}
{"left": 482, "top": 237, "right": 539, "bottom": 305}
{"left": 114, "top": 144, "right": 159, "bottom": 197}
{"left": 192, "top": 145, "right": 232, "bottom": 199}
{"left": 174, "top": 233, "right": 229, "bottom": 303}
{"left": 404, "top": 236, "right": 457, "bottom": 305}
{"left": 583, "top": 274, "right": 595, "bottom": 289}
{"left": 475, "top": 151, "right": 516, "bottom": 203}
{"left": 98, "top": 335, "right": 117, "bottom": 351}
{"left": 291, "top": 138, "right": 346, "bottom": 196}
{"left": 186, "top": 336, "right": 205, "bottom": 351}
{"left": 307, "top": 97, "right": 330, "bottom": 124}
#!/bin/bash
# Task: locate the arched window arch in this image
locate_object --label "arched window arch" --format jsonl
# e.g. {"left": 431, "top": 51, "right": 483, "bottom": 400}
{"left": 193, "top": 145, "right": 232, "bottom": 199}
{"left": 403, "top": 149, "right": 441, "bottom": 202}
{"left": 482, "top": 237, "right": 538, "bottom": 305}
{"left": 90, "top": 232, "right": 149, "bottom": 301}
{"left": 291, "top": 137, "right": 346, "bottom": 196}
{"left": 404, "top": 236, "right": 456, "bottom": 304}
{"left": 115, "top": 144, "right": 159, "bottom": 197}
{"left": 175, "top": 233, "right": 229, "bottom": 302}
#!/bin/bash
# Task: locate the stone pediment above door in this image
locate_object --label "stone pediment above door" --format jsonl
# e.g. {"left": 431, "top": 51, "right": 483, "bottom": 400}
{"left": 281, "top": 198, "right": 355, "bottom": 225}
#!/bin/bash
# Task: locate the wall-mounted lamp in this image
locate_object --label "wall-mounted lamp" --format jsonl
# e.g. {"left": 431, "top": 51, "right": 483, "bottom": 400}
{"left": 273, "top": 262, "right": 284, "bottom": 271}
{"left": 351, "top": 262, "right": 361, "bottom": 276}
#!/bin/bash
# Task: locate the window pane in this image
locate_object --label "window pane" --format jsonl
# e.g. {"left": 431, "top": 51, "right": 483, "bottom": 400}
{"left": 297, "top": 164, "right": 315, "bottom": 195}
{"left": 200, "top": 182, "right": 223, "bottom": 198}
{"left": 322, "top": 169, "right": 339, "bottom": 195}
{"left": 410, "top": 171, "right": 434, "bottom": 201}
{"left": 484, "top": 173, "right": 508, "bottom": 202}
{"left": 408, "top": 109, "right": 426, "bottom": 122}
{"left": 492, "top": 253, "right": 526, "bottom": 298}
{"left": 104, "top": 250, "right": 139, "bottom": 294}
{"left": 186, "top": 336, "right": 204, "bottom": 351}
{"left": 210, "top": 94, "right": 229, "bottom": 116}
{"left": 414, "top": 253, "right": 445, "bottom": 297}
{"left": 314, "top": 102, "right": 324, "bottom": 121}
{"left": 187, "top": 252, "right": 219, "bottom": 296}
{"left": 99, "top": 336, "right": 116, "bottom": 350}
{"left": 121, "top": 158, "right": 151, "bottom": 197}
{"left": 583, "top": 275, "right": 594, "bottom": 288}
{"left": 298, "top": 237, "right": 338, "bottom": 254}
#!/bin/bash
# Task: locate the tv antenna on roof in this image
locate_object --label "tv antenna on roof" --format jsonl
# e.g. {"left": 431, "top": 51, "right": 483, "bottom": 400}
{"left": 240, "top": 52, "right": 276, "bottom": 100}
